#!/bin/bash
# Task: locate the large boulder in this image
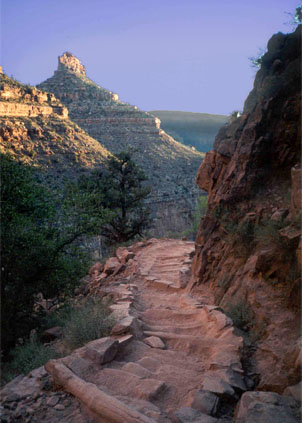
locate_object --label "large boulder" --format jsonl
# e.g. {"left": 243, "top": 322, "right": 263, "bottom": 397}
{"left": 235, "top": 391, "right": 300, "bottom": 423}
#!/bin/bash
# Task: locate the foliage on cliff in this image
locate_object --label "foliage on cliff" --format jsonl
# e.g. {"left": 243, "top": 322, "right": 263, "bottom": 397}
{"left": 0, "top": 154, "right": 112, "bottom": 356}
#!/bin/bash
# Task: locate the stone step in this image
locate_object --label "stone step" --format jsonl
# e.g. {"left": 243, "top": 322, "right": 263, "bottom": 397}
{"left": 141, "top": 322, "right": 206, "bottom": 334}
{"left": 144, "top": 279, "right": 180, "bottom": 290}
{"left": 143, "top": 330, "right": 203, "bottom": 342}
{"left": 45, "top": 360, "right": 157, "bottom": 423}
{"left": 94, "top": 368, "right": 168, "bottom": 402}
{"left": 140, "top": 309, "right": 200, "bottom": 324}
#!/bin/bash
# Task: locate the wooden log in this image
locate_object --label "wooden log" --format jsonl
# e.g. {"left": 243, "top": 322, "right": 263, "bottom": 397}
{"left": 45, "top": 359, "right": 156, "bottom": 423}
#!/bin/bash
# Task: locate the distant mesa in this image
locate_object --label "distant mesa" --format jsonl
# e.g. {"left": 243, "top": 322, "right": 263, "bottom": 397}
{"left": 57, "top": 52, "right": 86, "bottom": 76}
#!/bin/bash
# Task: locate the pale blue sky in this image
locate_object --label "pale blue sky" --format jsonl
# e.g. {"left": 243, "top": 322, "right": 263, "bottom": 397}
{"left": 1, "top": 0, "right": 299, "bottom": 114}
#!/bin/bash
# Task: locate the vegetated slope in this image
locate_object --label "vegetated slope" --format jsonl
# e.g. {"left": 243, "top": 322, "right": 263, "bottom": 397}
{"left": 37, "top": 53, "right": 204, "bottom": 235}
{"left": 191, "top": 26, "right": 301, "bottom": 393}
{"left": 150, "top": 110, "right": 228, "bottom": 152}
{"left": 0, "top": 72, "right": 111, "bottom": 184}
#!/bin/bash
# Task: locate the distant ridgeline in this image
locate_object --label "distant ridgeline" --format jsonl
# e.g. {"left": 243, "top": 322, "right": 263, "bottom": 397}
{"left": 37, "top": 52, "right": 204, "bottom": 236}
{"left": 150, "top": 110, "right": 228, "bottom": 153}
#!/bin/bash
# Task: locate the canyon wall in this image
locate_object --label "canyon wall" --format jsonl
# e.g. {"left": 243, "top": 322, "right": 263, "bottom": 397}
{"left": 191, "top": 26, "right": 301, "bottom": 393}
{"left": 0, "top": 73, "right": 110, "bottom": 180}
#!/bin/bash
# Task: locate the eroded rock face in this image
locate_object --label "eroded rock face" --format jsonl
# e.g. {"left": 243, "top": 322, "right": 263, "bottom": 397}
{"left": 58, "top": 52, "right": 86, "bottom": 76}
{"left": 191, "top": 26, "right": 301, "bottom": 393}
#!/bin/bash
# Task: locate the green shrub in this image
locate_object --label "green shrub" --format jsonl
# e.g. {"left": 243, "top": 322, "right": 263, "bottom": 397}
{"left": 254, "top": 220, "right": 282, "bottom": 247}
{"left": 225, "top": 301, "right": 254, "bottom": 331}
{"left": 61, "top": 298, "right": 114, "bottom": 351}
{"left": 1, "top": 340, "right": 59, "bottom": 386}
{"left": 179, "top": 195, "right": 208, "bottom": 239}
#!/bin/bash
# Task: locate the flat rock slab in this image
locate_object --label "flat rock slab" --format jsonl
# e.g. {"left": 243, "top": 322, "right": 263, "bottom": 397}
{"left": 144, "top": 336, "right": 166, "bottom": 349}
{"left": 82, "top": 337, "right": 119, "bottom": 365}
{"left": 123, "top": 362, "right": 153, "bottom": 379}
{"left": 235, "top": 391, "right": 300, "bottom": 423}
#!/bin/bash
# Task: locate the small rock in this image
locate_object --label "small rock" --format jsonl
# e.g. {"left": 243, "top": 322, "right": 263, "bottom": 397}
{"left": 46, "top": 396, "right": 59, "bottom": 406}
{"left": 201, "top": 374, "right": 235, "bottom": 398}
{"left": 283, "top": 382, "right": 302, "bottom": 402}
{"left": 116, "top": 247, "right": 135, "bottom": 263}
{"left": 3, "top": 392, "right": 21, "bottom": 402}
{"left": 172, "top": 407, "right": 218, "bottom": 423}
{"left": 83, "top": 337, "right": 119, "bottom": 365}
{"left": 144, "top": 336, "right": 165, "bottom": 349}
{"left": 116, "top": 334, "right": 134, "bottom": 347}
{"left": 179, "top": 265, "right": 191, "bottom": 288}
{"left": 271, "top": 209, "right": 289, "bottom": 221}
{"left": 112, "top": 263, "right": 126, "bottom": 276}
{"left": 54, "top": 404, "right": 65, "bottom": 410}
{"left": 88, "top": 262, "right": 104, "bottom": 275}
{"left": 111, "top": 316, "right": 141, "bottom": 337}
{"left": 104, "top": 257, "right": 120, "bottom": 275}
{"left": 187, "top": 390, "right": 220, "bottom": 416}
{"left": 62, "top": 399, "right": 71, "bottom": 407}
{"left": 41, "top": 326, "right": 62, "bottom": 342}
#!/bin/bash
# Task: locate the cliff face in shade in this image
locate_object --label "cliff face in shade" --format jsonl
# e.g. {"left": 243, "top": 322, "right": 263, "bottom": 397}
{"left": 0, "top": 73, "right": 111, "bottom": 182}
{"left": 150, "top": 110, "right": 228, "bottom": 152}
{"left": 191, "top": 26, "right": 301, "bottom": 393}
{"left": 37, "top": 53, "right": 204, "bottom": 236}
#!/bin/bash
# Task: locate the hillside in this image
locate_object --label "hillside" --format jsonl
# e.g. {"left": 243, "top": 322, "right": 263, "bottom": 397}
{"left": 150, "top": 110, "right": 228, "bottom": 152}
{"left": 191, "top": 26, "right": 301, "bottom": 393}
{"left": 0, "top": 72, "right": 111, "bottom": 184}
{"left": 38, "top": 53, "right": 204, "bottom": 235}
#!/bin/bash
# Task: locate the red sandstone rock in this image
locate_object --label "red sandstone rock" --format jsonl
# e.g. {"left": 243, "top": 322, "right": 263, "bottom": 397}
{"left": 104, "top": 257, "right": 120, "bottom": 275}
{"left": 192, "top": 26, "right": 301, "bottom": 393}
{"left": 88, "top": 262, "right": 104, "bottom": 275}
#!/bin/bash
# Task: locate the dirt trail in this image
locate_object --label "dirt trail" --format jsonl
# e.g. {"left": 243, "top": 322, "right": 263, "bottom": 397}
{"left": 1, "top": 240, "right": 245, "bottom": 423}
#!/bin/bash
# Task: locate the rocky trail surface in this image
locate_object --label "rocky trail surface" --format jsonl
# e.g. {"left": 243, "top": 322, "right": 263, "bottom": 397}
{"left": 1, "top": 240, "right": 300, "bottom": 423}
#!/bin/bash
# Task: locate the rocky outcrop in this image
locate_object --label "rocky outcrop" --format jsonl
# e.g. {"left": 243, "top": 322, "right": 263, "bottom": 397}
{"left": 0, "top": 74, "right": 68, "bottom": 118}
{"left": 191, "top": 26, "right": 301, "bottom": 393}
{"left": 58, "top": 51, "right": 86, "bottom": 76}
{"left": 37, "top": 53, "right": 204, "bottom": 236}
{"left": 0, "top": 74, "right": 111, "bottom": 182}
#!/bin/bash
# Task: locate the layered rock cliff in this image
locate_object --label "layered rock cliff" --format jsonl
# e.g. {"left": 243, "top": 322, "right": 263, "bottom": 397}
{"left": 0, "top": 73, "right": 111, "bottom": 181}
{"left": 38, "top": 52, "right": 204, "bottom": 236}
{"left": 191, "top": 26, "right": 301, "bottom": 393}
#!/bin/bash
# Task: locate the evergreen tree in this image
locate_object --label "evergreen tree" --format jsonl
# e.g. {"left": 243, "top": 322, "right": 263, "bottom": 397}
{"left": 80, "top": 151, "right": 151, "bottom": 243}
